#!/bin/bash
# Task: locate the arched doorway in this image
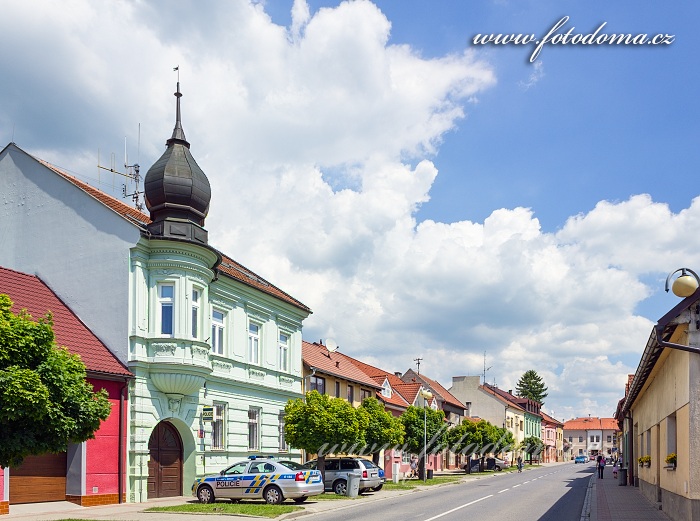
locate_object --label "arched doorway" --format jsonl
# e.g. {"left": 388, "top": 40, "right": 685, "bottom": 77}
{"left": 147, "top": 421, "right": 183, "bottom": 498}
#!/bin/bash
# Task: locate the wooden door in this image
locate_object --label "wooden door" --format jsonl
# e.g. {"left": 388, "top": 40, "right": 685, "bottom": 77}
{"left": 147, "top": 422, "right": 183, "bottom": 498}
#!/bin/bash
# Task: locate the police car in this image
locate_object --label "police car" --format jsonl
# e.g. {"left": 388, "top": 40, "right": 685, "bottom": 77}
{"left": 192, "top": 456, "right": 324, "bottom": 504}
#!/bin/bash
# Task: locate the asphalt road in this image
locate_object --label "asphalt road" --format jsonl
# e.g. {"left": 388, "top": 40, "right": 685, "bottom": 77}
{"left": 305, "top": 464, "right": 595, "bottom": 521}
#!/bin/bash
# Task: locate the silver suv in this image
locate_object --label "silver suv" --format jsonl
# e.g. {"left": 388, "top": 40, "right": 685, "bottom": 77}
{"left": 303, "top": 457, "right": 382, "bottom": 495}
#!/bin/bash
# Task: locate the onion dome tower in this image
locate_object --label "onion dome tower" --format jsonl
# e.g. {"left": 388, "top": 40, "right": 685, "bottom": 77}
{"left": 144, "top": 82, "right": 211, "bottom": 244}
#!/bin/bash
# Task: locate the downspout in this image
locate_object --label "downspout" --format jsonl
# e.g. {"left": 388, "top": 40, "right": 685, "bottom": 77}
{"left": 625, "top": 412, "right": 633, "bottom": 486}
{"left": 118, "top": 380, "right": 129, "bottom": 504}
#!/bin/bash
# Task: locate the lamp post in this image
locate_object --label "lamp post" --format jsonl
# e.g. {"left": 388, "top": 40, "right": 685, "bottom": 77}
{"left": 419, "top": 388, "right": 433, "bottom": 482}
{"left": 665, "top": 268, "right": 700, "bottom": 297}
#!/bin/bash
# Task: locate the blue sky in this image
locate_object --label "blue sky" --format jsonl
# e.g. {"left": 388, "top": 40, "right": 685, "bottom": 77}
{"left": 1, "top": 0, "right": 699, "bottom": 420}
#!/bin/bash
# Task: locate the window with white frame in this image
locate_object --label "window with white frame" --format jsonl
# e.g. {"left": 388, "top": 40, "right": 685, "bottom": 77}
{"left": 279, "top": 332, "right": 289, "bottom": 372}
{"left": 159, "top": 284, "right": 174, "bottom": 335}
{"left": 248, "top": 322, "right": 261, "bottom": 364}
{"left": 248, "top": 407, "right": 260, "bottom": 451}
{"left": 278, "top": 410, "right": 288, "bottom": 451}
{"left": 381, "top": 382, "right": 391, "bottom": 398}
{"left": 191, "top": 288, "right": 200, "bottom": 339}
{"left": 211, "top": 310, "right": 225, "bottom": 355}
{"left": 211, "top": 403, "right": 225, "bottom": 450}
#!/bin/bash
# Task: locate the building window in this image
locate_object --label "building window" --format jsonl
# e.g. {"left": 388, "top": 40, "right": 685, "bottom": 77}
{"left": 646, "top": 429, "right": 651, "bottom": 456}
{"left": 278, "top": 410, "right": 288, "bottom": 451}
{"left": 568, "top": 436, "right": 573, "bottom": 442}
{"left": 382, "top": 382, "right": 391, "bottom": 398}
{"left": 347, "top": 384, "right": 354, "bottom": 403}
{"left": 211, "top": 403, "right": 225, "bottom": 450}
{"left": 335, "top": 381, "right": 341, "bottom": 398}
{"left": 402, "top": 451, "right": 411, "bottom": 464}
{"left": 248, "top": 322, "right": 261, "bottom": 364}
{"left": 191, "top": 288, "right": 200, "bottom": 339}
{"left": 159, "top": 284, "right": 174, "bottom": 335}
{"left": 607, "top": 435, "right": 612, "bottom": 443}
{"left": 579, "top": 436, "right": 583, "bottom": 442}
{"left": 666, "top": 413, "right": 677, "bottom": 458}
{"left": 590, "top": 436, "right": 594, "bottom": 443}
{"left": 248, "top": 408, "right": 260, "bottom": 451}
{"left": 596, "top": 436, "right": 600, "bottom": 442}
{"left": 211, "top": 310, "right": 225, "bottom": 355}
{"left": 360, "top": 389, "right": 371, "bottom": 401}
{"left": 279, "top": 332, "right": 289, "bottom": 372}
{"left": 310, "top": 375, "right": 325, "bottom": 394}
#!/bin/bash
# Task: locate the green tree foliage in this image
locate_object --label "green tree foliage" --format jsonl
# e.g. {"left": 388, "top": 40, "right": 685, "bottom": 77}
{"left": 0, "top": 295, "right": 112, "bottom": 468}
{"left": 284, "top": 391, "right": 369, "bottom": 476}
{"left": 400, "top": 405, "right": 446, "bottom": 455}
{"left": 359, "top": 397, "right": 404, "bottom": 464}
{"left": 515, "top": 369, "right": 548, "bottom": 404}
{"left": 520, "top": 435, "right": 544, "bottom": 462}
{"left": 447, "top": 419, "right": 481, "bottom": 455}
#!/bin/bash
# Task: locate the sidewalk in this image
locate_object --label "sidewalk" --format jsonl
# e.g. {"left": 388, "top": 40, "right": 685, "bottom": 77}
{"left": 586, "top": 469, "right": 671, "bottom": 521}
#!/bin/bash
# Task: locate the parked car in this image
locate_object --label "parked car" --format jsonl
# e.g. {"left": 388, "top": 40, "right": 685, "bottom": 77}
{"left": 302, "top": 457, "right": 382, "bottom": 494}
{"left": 575, "top": 455, "right": 588, "bottom": 464}
{"left": 461, "top": 457, "right": 508, "bottom": 472}
{"left": 192, "top": 456, "right": 324, "bottom": 505}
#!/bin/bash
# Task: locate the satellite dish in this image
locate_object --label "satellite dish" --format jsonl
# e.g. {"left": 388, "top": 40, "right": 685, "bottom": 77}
{"left": 326, "top": 338, "right": 338, "bottom": 353}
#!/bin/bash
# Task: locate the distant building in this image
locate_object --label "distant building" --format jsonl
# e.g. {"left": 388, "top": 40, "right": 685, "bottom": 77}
{"left": 541, "top": 412, "right": 564, "bottom": 462}
{"left": 563, "top": 417, "right": 619, "bottom": 461}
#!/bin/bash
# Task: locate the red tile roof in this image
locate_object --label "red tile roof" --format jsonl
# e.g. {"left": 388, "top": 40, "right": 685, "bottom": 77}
{"left": 407, "top": 372, "right": 465, "bottom": 411}
{"left": 563, "top": 417, "right": 619, "bottom": 431}
{"left": 345, "top": 357, "right": 410, "bottom": 409}
{"left": 33, "top": 152, "right": 310, "bottom": 313}
{"left": 540, "top": 411, "right": 563, "bottom": 426}
{"left": 302, "top": 341, "right": 383, "bottom": 389}
{"left": 0, "top": 266, "right": 131, "bottom": 378}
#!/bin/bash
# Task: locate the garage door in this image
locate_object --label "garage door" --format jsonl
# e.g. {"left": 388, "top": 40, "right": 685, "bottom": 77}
{"left": 10, "top": 453, "right": 67, "bottom": 504}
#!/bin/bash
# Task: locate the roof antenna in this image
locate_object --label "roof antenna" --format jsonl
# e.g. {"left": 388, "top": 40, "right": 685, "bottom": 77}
{"left": 414, "top": 357, "right": 423, "bottom": 374}
{"left": 483, "top": 351, "right": 492, "bottom": 385}
{"left": 97, "top": 127, "right": 143, "bottom": 211}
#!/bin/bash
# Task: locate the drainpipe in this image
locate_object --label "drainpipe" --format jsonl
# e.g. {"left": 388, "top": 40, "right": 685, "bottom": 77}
{"left": 118, "top": 380, "right": 128, "bottom": 504}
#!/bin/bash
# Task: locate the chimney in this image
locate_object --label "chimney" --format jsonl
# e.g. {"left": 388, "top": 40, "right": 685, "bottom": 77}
{"left": 395, "top": 372, "right": 402, "bottom": 378}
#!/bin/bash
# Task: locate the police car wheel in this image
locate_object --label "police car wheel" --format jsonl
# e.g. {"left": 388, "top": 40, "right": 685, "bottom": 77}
{"left": 197, "top": 485, "right": 215, "bottom": 504}
{"left": 370, "top": 484, "right": 383, "bottom": 491}
{"left": 293, "top": 496, "right": 308, "bottom": 503}
{"left": 264, "top": 485, "right": 284, "bottom": 505}
{"left": 333, "top": 480, "right": 347, "bottom": 495}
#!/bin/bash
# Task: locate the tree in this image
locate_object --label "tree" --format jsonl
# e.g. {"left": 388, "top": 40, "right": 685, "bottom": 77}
{"left": 359, "top": 397, "right": 404, "bottom": 464}
{"left": 515, "top": 369, "right": 548, "bottom": 404}
{"left": 447, "top": 419, "right": 481, "bottom": 456}
{"left": 520, "top": 435, "right": 544, "bottom": 463}
{"left": 284, "top": 391, "right": 369, "bottom": 478}
{"left": 400, "top": 405, "right": 446, "bottom": 477}
{"left": 0, "top": 295, "right": 112, "bottom": 468}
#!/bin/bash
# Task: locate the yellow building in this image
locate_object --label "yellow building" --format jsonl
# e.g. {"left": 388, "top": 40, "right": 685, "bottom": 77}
{"left": 616, "top": 290, "right": 700, "bottom": 521}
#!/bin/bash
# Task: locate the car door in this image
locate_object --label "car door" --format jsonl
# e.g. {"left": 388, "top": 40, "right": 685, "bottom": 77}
{"left": 323, "top": 459, "right": 339, "bottom": 490}
{"left": 217, "top": 461, "right": 247, "bottom": 499}
{"left": 243, "top": 461, "right": 276, "bottom": 499}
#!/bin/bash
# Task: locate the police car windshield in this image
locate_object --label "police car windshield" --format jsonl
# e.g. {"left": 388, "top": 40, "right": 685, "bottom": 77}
{"left": 278, "top": 460, "right": 305, "bottom": 470}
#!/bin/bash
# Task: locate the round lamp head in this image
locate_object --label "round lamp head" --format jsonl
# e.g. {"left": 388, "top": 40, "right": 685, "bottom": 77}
{"left": 672, "top": 274, "right": 699, "bottom": 297}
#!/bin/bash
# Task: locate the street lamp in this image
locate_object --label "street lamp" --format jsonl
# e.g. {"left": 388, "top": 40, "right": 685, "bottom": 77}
{"left": 419, "top": 388, "right": 433, "bottom": 482}
{"left": 665, "top": 268, "right": 700, "bottom": 297}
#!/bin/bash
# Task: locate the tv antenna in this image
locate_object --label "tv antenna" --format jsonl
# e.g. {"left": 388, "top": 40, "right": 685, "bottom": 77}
{"left": 97, "top": 124, "right": 144, "bottom": 211}
{"left": 483, "top": 351, "right": 492, "bottom": 384}
{"left": 414, "top": 357, "right": 423, "bottom": 374}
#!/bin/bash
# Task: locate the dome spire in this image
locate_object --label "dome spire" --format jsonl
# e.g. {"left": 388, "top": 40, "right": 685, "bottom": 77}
{"left": 143, "top": 78, "right": 212, "bottom": 245}
{"left": 169, "top": 81, "right": 188, "bottom": 147}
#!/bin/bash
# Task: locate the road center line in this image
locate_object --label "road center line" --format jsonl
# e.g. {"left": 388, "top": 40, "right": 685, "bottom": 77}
{"left": 422, "top": 495, "right": 493, "bottom": 521}
{"left": 498, "top": 489, "right": 509, "bottom": 494}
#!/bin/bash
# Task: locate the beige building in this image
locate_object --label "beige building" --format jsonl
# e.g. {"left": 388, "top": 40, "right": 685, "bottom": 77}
{"left": 615, "top": 290, "right": 700, "bottom": 521}
{"left": 563, "top": 417, "right": 619, "bottom": 461}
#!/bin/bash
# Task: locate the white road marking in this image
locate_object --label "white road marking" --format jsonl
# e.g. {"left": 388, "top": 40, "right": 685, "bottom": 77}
{"left": 422, "top": 495, "right": 493, "bottom": 521}
{"left": 498, "top": 489, "right": 509, "bottom": 494}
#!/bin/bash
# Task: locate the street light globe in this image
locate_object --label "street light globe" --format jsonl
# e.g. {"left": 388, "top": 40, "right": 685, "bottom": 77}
{"left": 672, "top": 274, "right": 699, "bottom": 297}
{"left": 419, "top": 389, "right": 433, "bottom": 400}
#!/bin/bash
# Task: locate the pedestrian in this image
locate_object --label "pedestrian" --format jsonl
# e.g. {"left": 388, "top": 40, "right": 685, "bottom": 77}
{"left": 612, "top": 459, "right": 618, "bottom": 479}
{"left": 597, "top": 455, "right": 605, "bottom": 479}
{"left": 517, "top": 455, "right": 523, "bottom": 473}
{"left": 409, "top": 455, "right": 418, "bottom": 478}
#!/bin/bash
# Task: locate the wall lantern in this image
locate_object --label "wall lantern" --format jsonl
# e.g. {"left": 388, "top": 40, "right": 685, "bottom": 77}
{"left": 665, "top": 268, "right": 700, "bottom": 297}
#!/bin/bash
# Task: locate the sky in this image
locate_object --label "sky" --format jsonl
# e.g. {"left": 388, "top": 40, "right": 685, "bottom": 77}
{"left": 2, "top": 0, "right": 700, "bottom": 422}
